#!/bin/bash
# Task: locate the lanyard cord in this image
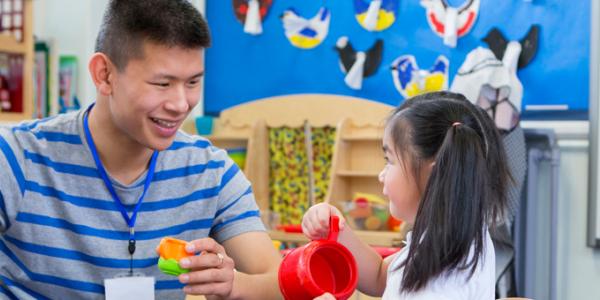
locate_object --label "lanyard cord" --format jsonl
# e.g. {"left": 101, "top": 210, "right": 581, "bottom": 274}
{"left": 83, "top": 104, "right": 158, "bottom": 274}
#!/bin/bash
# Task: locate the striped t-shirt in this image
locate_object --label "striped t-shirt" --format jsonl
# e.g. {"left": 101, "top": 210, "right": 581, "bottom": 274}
{"left": 0, "top": 109, "right": 265, "bottom": 299}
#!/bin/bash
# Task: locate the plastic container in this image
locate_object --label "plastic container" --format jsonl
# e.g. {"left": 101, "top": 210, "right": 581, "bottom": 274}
{"left": 278, "top": 216, "right": 358, "bottom": 300}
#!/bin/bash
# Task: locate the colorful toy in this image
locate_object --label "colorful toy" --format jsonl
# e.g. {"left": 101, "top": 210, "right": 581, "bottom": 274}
{"left": 277, "top": 224, "right": 303, "bottom": 233}
{"left": 387, "top": 215, "right": 402, "bottom": 232}
{"left": 346, "top": 193, "right": 389, "bottom": 231}
{"left": 157, "top": 237, "right": 193, "bottom": 276}
{"left": 279, "top": 216, "right": 357, "bottom": 300}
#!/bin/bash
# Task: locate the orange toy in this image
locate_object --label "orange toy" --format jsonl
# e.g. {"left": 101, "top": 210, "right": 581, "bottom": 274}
{"left": 158, "top": 238, "right": 193, "bottom": 276}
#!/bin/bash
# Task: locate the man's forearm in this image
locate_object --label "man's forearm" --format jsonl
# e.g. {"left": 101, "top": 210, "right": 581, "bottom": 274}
{"left": 227, "top": 269, "right": 283, "bottom": 300}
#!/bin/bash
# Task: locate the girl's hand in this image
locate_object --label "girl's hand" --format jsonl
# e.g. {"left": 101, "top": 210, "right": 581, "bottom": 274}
{"left": 301, "top": 203, "right": 346, "bottom": 240}
{"left": 313, "top": 292, "right": 336, "bottom": 300}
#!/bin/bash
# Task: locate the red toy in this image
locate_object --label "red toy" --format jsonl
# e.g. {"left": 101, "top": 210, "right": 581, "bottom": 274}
{"left": 279, "top": 216, "right": 358, "bottom": 300}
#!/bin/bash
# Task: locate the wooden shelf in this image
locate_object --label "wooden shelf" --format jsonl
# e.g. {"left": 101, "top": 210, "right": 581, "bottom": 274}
{"left": 0, "top": 34, "right": 26, "bottom": 53}
{"left": 0, "top": 0, "right": 34, "bottom": 122}
{"left": 268, "top": 230, "right": 402, "bottom": 247}
{"left": 355, "top": 230, "right": 403, "bottom": 247}
{"left": 341, "top": 135, "right": 382, "bottom": 142}
{"left": 336, "top": 170, "right": 380, "bottom": 178}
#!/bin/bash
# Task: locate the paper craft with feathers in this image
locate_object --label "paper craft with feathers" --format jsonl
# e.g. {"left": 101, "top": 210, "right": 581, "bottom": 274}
{"left": 391, "top": 55, "right": 449, "bottom": 99}
{"left": 233, "top": 0, "right": 273, "bottom": 35}
{"left": 483, "top": 25, "right": 540, "bottom": 70}
{"left": 281, "top": 7, "right": 331, "bottom": 49}
{"left": 335, "top": 37, "right": 383, "bottom": 90}
{"left": 420, "top": 0, "right": 480, "bottom": 47}
{"left": 353, "top": 0, "right": 399, "bottom": 32}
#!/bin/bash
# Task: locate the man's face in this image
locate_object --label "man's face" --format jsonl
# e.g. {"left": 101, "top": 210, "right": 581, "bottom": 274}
{"left": 107, "top": 41, "right": 204, "bottom": 151}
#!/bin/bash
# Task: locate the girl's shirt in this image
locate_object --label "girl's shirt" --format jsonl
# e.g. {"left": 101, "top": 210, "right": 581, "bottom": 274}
{"left": 382, "top": 230, "right": 495, "bottom": 300}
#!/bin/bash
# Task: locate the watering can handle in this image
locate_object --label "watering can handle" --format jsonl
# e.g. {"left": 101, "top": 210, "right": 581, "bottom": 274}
{"left": 328, "top": 215, "right": 340, "bottom": 242}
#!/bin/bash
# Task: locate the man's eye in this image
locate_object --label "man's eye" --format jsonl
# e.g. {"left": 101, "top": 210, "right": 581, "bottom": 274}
{"left": 152, "top": 82, "right": 169, "bottom": 87}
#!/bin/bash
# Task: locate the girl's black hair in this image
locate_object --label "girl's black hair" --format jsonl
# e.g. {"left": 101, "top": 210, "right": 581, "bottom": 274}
{"left": 387, "top": 91, "right": 510, "bottom": 292}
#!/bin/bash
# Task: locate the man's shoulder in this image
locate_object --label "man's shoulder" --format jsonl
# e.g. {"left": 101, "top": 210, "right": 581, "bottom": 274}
{"left": 169, "top": 130, "right": 224, "bottom": 154}
{"left": 165, "top": 130, "right": 229, "bottom": 162}
{"left": 0, "top": 111, "right": 82, "bottom": 145}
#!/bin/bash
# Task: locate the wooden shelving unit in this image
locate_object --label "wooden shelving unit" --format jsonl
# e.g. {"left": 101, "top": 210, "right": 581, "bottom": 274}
{"left": 268, "top": 229, "right": 403, "bottom": 248}
{"left": 0, "top": 0, "right": 34, "bottom": 122}
{"left": 185, "top": 94, "right": 400, "bottom": 247}
{"left": 336, "top": 170, "right": 381, "bottom": 177}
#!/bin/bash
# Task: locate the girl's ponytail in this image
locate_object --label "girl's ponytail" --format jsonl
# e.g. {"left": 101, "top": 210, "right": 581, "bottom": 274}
{"left": 402, "top": 122, "right": 489, "bottom": 292}
{"left": 388, "top": 92, "right": 510, "bottom": 293}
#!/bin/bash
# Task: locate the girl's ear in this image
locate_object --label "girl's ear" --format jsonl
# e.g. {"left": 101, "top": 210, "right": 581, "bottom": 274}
{"left": 88, "top": 53, "right": 115, "bottom": 96}
{"left": 429, "top": 161, "right": 436, "bottom": 171}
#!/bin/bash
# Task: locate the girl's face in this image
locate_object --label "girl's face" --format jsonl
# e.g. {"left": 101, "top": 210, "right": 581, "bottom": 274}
{"left": 379, "top": 132, "right": 431, "bottom": 224}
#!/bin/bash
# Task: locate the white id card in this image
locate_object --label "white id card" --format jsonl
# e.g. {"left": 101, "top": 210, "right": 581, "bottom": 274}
{"left": 104, "top": 276, "right": 155, "bottom": 300}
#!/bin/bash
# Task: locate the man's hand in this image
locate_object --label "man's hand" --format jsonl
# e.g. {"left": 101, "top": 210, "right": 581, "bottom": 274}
{"left": 178, "top": 238, "right": 235, "bottom": 297}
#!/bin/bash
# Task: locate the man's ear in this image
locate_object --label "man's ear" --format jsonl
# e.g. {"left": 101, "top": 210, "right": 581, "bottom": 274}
{"left": 88, "top": 53, "right": 115, "bottom": 96}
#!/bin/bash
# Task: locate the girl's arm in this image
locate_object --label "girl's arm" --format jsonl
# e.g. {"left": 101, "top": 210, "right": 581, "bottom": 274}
{"left": 302, "top": 203, "right": 394, "bottom": 296}
{"left": 337, "top": 226, "right": 396, "bottom": 296}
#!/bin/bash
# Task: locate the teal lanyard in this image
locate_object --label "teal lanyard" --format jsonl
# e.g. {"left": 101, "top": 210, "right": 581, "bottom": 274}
{"left": 83, "top": 104, "right": 158, "bottom": 272}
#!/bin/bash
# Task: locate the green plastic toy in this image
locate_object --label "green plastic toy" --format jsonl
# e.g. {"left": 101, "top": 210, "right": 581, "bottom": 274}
{"left": 157, "top": 237, "right": 191, "bottom": 276}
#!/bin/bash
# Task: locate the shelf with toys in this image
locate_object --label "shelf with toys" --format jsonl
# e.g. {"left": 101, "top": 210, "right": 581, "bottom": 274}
{"left": 185, "top": 94, "right": 405, "bottom": 248}
{"left": 0, "top": 0, "right": 34, "bottom": 123}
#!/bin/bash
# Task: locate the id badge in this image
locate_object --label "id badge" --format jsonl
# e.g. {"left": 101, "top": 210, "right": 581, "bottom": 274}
{"left": 104, "top": 274, "right": 155, "bottom": 300}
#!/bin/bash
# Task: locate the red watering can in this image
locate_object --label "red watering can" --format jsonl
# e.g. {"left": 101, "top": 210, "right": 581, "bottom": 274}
{"left": 278, "top": 216, "right": 358, "bottom": 300}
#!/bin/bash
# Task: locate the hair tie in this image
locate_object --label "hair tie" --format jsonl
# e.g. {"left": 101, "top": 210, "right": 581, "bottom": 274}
{"left": 452, "top": 122, "right": 462, "bottom": 127}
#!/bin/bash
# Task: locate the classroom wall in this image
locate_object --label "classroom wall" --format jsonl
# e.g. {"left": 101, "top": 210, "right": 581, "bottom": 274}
{"left": 519, "top": 122, "right": 600, "bottom": 299}
{"left": 204, "top": 1, "right": 589, "bottom": 118}
{"left": 32, "top": 0, "right": 206, "bottom": 117}
{"left": 33, "top": 0, "right": 107, "bottom": 109}
{"left": 556, "top": 140, "right": 600, "bottom": 299}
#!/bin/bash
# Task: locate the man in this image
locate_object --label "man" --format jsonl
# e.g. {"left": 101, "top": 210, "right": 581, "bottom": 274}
{"left": 0, "top": 0, "right": 282, "bottom": 299}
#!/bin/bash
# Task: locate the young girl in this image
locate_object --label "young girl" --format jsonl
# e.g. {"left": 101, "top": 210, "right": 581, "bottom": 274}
{"left": 303, "top": 92, "right": 510, "bottom": 299}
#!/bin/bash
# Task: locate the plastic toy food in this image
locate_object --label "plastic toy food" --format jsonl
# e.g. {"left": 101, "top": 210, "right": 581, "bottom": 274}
{"left": 157, "top": 237, "right": 192, "bottom": 276}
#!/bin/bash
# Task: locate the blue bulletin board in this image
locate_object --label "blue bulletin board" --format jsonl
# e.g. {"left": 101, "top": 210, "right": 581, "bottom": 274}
{"left": 205, "top": 0, "right": 590, "bottom": 119}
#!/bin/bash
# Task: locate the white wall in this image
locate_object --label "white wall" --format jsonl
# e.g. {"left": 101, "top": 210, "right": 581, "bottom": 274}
{"left": 33, "top": 0, "right": 206, "bottom": 116}
{"left": 512, "top": 121, "right": 600, "bottom": 300}
{"left": 556, "top": 141, "right": 600, "bottom": 299}
{"left": 33, "top": 0, "right": 107, "bottom": 110}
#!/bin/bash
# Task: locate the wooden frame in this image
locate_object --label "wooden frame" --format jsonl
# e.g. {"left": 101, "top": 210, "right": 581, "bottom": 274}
{"left": 187, "top": 94, "right": 401, "bottom": 246}
{"left": 0, "top": 0, "right": 33, "bottom": 122}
